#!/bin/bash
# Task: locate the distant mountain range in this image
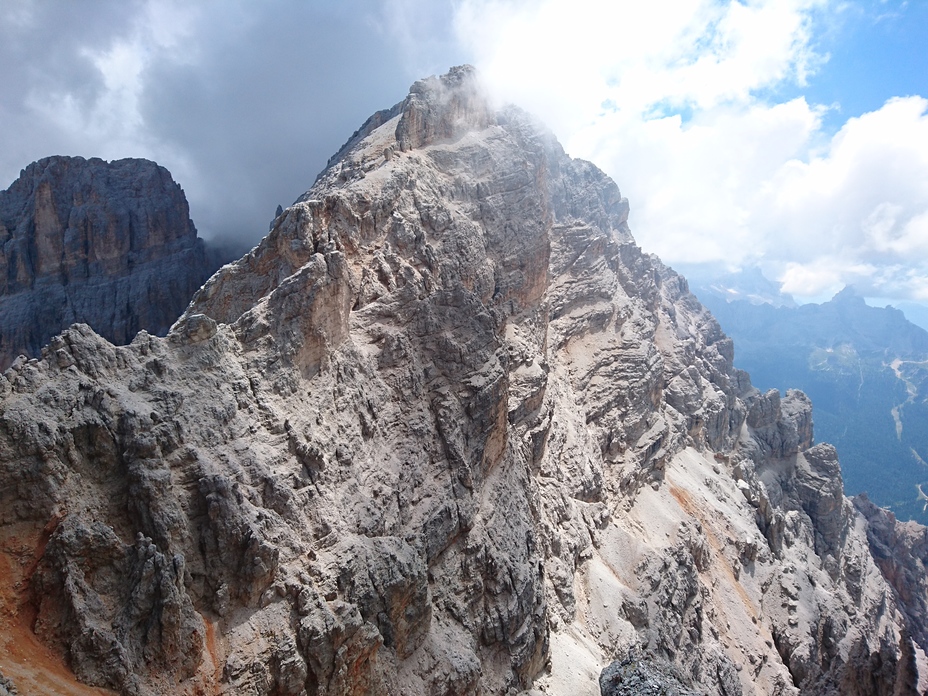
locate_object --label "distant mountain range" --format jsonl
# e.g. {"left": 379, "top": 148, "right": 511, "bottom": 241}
{"left": 678, "top": 264, "right": 797, "bottom": 308}
{"left": 687, "top": 270, "right": 928, "bottom": 524}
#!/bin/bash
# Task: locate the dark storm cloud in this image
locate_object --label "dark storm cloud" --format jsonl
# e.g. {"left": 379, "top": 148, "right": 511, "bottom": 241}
{"left": 138, "top": 1, "right": 440, "bottom": 245}
{"left": 0, "top": 0, "right": 144, "bottom": 177}
{"left": 0, "top": 0, "right": 465, "bottom": 248}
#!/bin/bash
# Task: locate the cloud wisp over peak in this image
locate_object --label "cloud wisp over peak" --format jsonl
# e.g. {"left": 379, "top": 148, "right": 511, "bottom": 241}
{"left": 450, "top": 0, "right": 928, "bottom": 304}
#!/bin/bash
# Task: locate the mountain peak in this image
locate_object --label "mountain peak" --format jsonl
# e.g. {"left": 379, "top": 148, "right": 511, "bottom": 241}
{"left": 319, "top": 66, "right": 493, "bottom": 178}
{"left": 395, "top": 64, "right": 494, "bottom": 151}
{"left": 0, "top": 155, "right": 216, "bottom": 368}
{"left": 832, "top": 284, "right": 865, "bottom": 304}
{"left": 678, "top": 263, "right": 797, "bottom": 308}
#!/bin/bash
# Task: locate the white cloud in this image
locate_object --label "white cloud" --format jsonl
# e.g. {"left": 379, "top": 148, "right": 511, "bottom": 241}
{"left": 454, "top": 0, "right": 826, "bottom": 130}
{"left": 757, "top": 96, "right": 928, "bottom": 300}
{"left": 451, "top": 0, "right": 928, "bottom": 304}
{"left": 450, "top": 0, "right": 827, "bottom": 261}
{"left": 778, "top": 258, "right": 880, "bottom": 298}
{"left": 570, "top": 96, "right": 825, "bottom": 266}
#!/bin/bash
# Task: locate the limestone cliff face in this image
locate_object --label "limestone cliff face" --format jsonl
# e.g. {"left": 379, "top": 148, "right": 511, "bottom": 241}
{"left": 0, "top": 156, "right": 214, "bottom": 370}
{"left": 0, "top": 67, "right": 926, "bottom": 696}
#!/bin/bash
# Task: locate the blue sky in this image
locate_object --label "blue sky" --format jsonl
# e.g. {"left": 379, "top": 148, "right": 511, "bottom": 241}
{"left": 1, "top": 0, "right": 926, "bottom": 308}
{"left": 801, "top": 1, "right": 928, "bottom": 129}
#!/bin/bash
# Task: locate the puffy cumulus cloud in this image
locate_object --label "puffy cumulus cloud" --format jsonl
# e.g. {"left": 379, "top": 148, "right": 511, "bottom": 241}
{"left": 778, "top": 259, "right": 876, "bottom": 300}
{"left": 451, "top": 0, "right": 928, "bottom": 305}
{"left": 600, "top": 94, "right": 928, "bottom": 303}
{"left": 758, "top": 96, "right": 928, "bottom": 301}
{"left": 453, "top": 0, "right": 826, "bottom": 132}
{"left": 449, "top": 0, "right": 832, "bottom": 262}
{"left": 568, "top": 96, "right": 826, "bottom": 266}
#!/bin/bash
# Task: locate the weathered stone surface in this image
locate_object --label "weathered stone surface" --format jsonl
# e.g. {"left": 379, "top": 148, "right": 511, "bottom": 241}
{"left": 395, "top": 65, "right": 493, "bottom": 152}
{"left": 855, "top": 494, "right": 928, "bottom": 655}
{"left": 795, "top": 443, "right": 849, "bottom": 559}
{"left": 599, "top": 651, "right": 702, "bottom": 696}
{"left": 0, "top": 671, "right": 17, "bottom": 695}
{"left": 1, "top": 67, "right": 927, "bottom": 696}
{"left": 0, "top": 156, "right": 216, "bottom": 370}
{"left": 32, "top": 516, "right": 204, "bottom": 695}
{"left": 746, "top": 388, "right": 812, "bottom": 460}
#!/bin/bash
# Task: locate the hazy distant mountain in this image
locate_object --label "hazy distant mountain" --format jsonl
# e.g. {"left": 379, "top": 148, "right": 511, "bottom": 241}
{"left": 893, "top": 301, "right": 928, "bottom": 333}
{"left": 676, "top": 264, "right": 797, "bottom": 308}
{"left": 696, "top": 284, "right": 928, "bottom": 524}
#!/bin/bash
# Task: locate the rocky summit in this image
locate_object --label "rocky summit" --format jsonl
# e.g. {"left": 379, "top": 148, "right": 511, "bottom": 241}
{"left": 1, "top": 66, "right": 927, "bottom": 695}
{"left": 0, "top": 155, "right": 215, "bottom": 370}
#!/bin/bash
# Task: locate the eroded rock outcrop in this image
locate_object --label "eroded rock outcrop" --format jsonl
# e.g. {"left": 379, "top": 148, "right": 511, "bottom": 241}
{"left": 1, "top": 67, "right": 927, "bottom": 696}
{"left": 855, "top": 495, "right": 928, "bottom": 656}
{"left": 0, "top": 156, "right": 216, "bottom": 370}
{"left": 599, "top": 651, "right": 702, "bottom": 696}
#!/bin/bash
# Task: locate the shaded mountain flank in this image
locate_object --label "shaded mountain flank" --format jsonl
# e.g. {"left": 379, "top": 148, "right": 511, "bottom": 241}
{"left": 0, "top": 155, "right": 222, "bottom": 370}
{"left": 1, "top": 67, "right": 926, "bottom": 695}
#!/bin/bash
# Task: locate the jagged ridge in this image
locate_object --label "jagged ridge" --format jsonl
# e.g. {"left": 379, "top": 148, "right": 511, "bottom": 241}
{"left": 0, "top": 67, "right": 926, "bottom": 696}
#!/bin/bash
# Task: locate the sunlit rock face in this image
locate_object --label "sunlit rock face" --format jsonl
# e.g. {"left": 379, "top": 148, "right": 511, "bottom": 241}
{"left": 1, "top": 67, "right": 926, "bottom": 696}
{"left": 0, "top": 155, "right": 214, "bottom": 370}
